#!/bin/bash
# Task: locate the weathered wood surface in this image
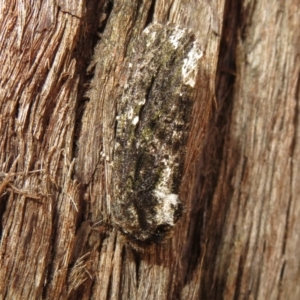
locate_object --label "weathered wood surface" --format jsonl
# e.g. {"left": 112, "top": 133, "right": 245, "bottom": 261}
{"left": 206, "top": 1, "right": 300, "bottom": 299}
{"left": 0, "top": 0, "right": 299, "bottom": 299}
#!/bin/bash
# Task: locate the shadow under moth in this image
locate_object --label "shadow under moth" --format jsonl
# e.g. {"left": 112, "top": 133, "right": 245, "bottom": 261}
{"left": 112, "top": 23, "right": 202, "bottom": 249}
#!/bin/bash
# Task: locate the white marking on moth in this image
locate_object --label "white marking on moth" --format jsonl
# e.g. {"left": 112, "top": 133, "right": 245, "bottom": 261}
{"left": 169, "top": 27, "right": 186, "bottom": 48}
{"left": 143, "top": 26, "right": 151, "bottom": 35}
{"left": 154, "top": 189, "right": 180, "bottom": 225}
{"left": 144, "top": 27, "right": 158, "bottom": 46}
{"left": 138, "top": 98, "right": 146, "bottom": 105}
{"left": 132, "top": 116, "right": 139, "bottom": 125}
{"left": 155, "top": 158, "right": 176, "bottom": 192}
{"left": 182, "top": 42, "right": 203, "bottom": 87}
{"left": 127, "top": 107, "right": 134, "bottom": 119}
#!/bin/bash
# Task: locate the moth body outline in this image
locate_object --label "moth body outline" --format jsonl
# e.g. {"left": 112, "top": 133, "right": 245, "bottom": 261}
{"left": 112, "top": 23, "right": 202, "bottom": 249}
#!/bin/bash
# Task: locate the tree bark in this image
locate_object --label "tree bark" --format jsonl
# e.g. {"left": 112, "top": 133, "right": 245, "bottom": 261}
{"left": 0, "top": 0, "right": 299, "bottom": 300}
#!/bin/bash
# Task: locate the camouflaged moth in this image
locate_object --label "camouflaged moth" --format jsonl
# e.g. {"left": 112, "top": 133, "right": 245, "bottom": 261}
{"left": 112, "top": 23, "right": 202, "bottom": 249}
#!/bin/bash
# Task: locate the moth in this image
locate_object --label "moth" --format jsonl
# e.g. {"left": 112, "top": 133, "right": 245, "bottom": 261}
{"left": 112, "top": 23, "right": 202, "bottom": 249}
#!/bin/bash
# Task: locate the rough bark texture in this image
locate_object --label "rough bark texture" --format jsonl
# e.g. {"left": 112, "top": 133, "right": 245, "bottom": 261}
{"left": 204, "top": 1, "right": 300, "bottom": 299}
{"left": 0, "top": 0, "right": 299, "bottom": 300}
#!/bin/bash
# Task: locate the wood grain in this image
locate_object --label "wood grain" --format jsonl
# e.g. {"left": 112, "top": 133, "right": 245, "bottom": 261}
{"left": 1, "top": 0, "right": 299, "bottom": 299}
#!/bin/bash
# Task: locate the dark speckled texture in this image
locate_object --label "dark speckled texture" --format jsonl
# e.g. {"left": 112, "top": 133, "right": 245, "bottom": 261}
{"left": 112, "top": 23, "right": 201, "bottom": 249}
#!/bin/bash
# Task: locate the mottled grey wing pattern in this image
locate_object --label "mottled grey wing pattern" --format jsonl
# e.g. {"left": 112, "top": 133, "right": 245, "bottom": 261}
{"left": 112, "top": 23, "right": 202, "bottom": 249}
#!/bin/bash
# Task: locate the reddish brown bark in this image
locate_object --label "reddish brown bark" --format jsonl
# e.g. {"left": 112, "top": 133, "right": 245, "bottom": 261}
{"left": 0, "top": 0, "right": 299, "bottom": 299}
